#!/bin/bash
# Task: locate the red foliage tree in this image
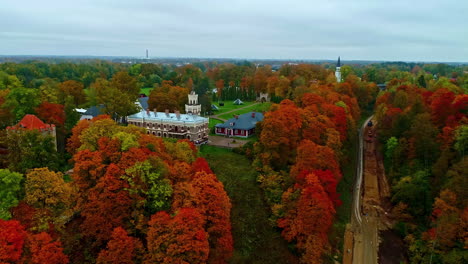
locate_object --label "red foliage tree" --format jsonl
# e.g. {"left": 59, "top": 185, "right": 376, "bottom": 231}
{"left": 0, "top": 219, "right": 26, "bottom": 263}
{"left": 24, "top": 232, "right": 69, "bottom": 264}
{"left": 313, "top": 169, "right": 341, "bottom": 207}
{"left": 145, "top": 208, "right": 209, "bottom": 264}
{"left": 66, "top": 119, "right": 90, "bottom": 154}
{"left": 80, "top": 164, "right": 133, "bottom": 245}
{"left": 10, "top": 201, "right": 37, "bottom": 231}
{"left": 430, "top": 88, "right": 455, "bottom": 127}
{"left": 321, "top": 103, "right": 348, "bottom": 141}
{"left": 291, "top": 140, "right": 341, "bottom": 180}
{"left": 35, "top": 102, "right": 65, "bottom": 126}
{"left": 191, "top": 157, "right": 213, "bottom": 174}
{"left": 97, "top": 227, "right": 142, "bottom": 264}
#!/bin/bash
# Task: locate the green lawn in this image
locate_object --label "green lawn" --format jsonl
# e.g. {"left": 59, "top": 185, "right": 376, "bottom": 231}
{"left": 209, "top": 118, "right": 223, "bottom": 129}
{"left": 217, "top": 102, "right": 272, "bottom": 120}
{"left": 200, "top": 146, "right": 298, "bottom": 264}
{"left": 212, "top": 101, "right": 256, "bottom": 115}
{"left": 140, "top": 87, "right": 153, "bottom": 96}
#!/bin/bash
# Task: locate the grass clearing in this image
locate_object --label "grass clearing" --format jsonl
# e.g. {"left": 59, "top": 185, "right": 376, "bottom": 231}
{"left": 212, "top": 101, "right": 256, "bottom": 115}
{"left": 217, "top": 102, "right": 272, "bottom": 120}
{"left": 209, "top": 118, "right": 223, "bottom": 129}
{"left": 140, "top": 87, "right": 153, "bottom": 96}
{"left": 200, "top": 145, "right": 298, "bottom": 264}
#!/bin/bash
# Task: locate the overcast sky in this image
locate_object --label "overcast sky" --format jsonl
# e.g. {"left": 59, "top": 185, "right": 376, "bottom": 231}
{"left": 1, "top": 0, "right": 467, "bottom": 62}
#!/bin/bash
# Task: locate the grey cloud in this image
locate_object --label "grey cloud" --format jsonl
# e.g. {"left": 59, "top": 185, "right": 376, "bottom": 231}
{"left": 0, "top": 0, "right": 467, "bottom": 61}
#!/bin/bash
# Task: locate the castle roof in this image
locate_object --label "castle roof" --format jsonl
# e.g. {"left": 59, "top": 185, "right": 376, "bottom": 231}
{"left": 7, "top": 114, "right": 55, "bottom": 131}
{"left": 137, "top": 97, "right": 149, "bottom": 110}
{"left": 128, "top": 110, "right": 208, "bottom": 124}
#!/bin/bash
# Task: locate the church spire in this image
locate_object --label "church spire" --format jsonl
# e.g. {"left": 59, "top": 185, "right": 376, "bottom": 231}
{"left": 335, "top": 56, "right": 342, "bottom": 83}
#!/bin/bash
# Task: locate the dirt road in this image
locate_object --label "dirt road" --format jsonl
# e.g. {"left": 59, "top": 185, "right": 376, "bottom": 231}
{"left": 345, "top": 117, "right": 391, "bottom": 264}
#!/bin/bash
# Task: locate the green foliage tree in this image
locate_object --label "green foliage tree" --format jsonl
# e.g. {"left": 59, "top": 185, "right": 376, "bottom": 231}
{"left": 454, "top": 125, "right": 467, "bottom": 157}
{"left": 417, "top": 75, "right": 427, "bottom": 88}
{"left": 58, "top": 80, "right": 86, "bottom": 107}
{"left": 125, "top": 160, "right": 173, "bottom": 213}
{"left": 39, "top": 78, "right": 60, "bottom": 104}
{"left": 392, "top": 170, "right": 431, "bottom": 223}
{"left": 7, "top": 130, "right": 60, "bottom": 173}
{"left": 64, "top": 96, "right": 80, "bottom": 132}
{"left": 5, "top": 87, "right": 40, "bottom": 120}
{"left": 0, "top": 169, "right": 23, "bottom": 220}
{"left": 386, "top": 136, "right": 398, "bottom": 168}
{"left": 408, "top": 113, "right": 440, "bottom": 167}
{"left": 92, "top": 78, "right": 138, "bottom": 121}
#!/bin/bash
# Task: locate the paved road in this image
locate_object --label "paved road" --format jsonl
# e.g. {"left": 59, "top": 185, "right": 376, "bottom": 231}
{"left": 351, "top": 116, "right": 379, "bottom": 264}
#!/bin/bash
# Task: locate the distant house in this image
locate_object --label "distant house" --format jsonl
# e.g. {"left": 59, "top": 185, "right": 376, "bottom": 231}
{"left": 78, "top": 105, "right": 105, "bottom": 120}
{"left": 6, "top": 114, "right": 57, "bottom": 149}
{"left": 377, "top": 84, "right": 387, "bottom": 91}
{"left": 215, "top": 112, "right": 264, "bottom": 138}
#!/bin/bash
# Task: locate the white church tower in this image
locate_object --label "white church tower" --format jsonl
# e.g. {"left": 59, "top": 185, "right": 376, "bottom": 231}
{"left": 335, "top": 56, "right": 342, "bottom": 82}
{"left": 185, "top": 90, "right": 202, "bottom": 115}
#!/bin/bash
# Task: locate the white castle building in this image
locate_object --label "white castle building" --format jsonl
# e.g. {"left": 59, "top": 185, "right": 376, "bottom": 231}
{"left": 335, "top": 56, "right": 342, "bottom": 82}
{"left": 185, "top": 90, "right": 202, "bottom": 115}
{"left": 128, "top": 91, "right": 208, "bottom": 142}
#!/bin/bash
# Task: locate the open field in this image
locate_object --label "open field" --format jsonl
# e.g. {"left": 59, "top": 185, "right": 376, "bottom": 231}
{"left": 200, "top": 145, "right": 298, "bottom": 264}
{"left": 212, "top": 100, "right": 256, "bottom": 115}
{"left": 209, "top": 118, "right": 224, "bottom": 129}
{"left": 140, "top": 87, "right": 153, "bottom": 96}
{"left": 217, "top": 102, "right": 272, "bottom": 120}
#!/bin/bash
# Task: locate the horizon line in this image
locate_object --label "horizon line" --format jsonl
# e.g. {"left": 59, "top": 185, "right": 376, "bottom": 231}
{"left": 0, "top": 54, "right": 466, "bottom": 64}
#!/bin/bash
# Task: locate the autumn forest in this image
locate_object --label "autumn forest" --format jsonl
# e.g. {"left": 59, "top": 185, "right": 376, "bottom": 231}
{"left": 0, "top": 59, "right": 467, "bottom": 264}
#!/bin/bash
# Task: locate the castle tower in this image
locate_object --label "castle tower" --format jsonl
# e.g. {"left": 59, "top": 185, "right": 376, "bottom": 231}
{"left": 185, "top": 90, "right": 202, "bottom": 115}
{"left": 335, "top": 56, "right": 342, "bottom": 82}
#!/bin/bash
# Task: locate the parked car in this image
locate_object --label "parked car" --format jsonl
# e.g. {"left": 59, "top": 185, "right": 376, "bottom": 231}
{"left": 194, "top": 138, "right": 208, "bottom": 145}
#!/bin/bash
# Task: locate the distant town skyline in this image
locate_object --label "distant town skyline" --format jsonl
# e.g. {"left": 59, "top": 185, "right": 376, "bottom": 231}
{"left": 1, "top": 0, "right": 467, "bottom": 62}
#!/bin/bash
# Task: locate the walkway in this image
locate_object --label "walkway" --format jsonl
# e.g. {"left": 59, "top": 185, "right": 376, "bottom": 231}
{"left": 207, "top": 135, "right": 249, "bottom": 148}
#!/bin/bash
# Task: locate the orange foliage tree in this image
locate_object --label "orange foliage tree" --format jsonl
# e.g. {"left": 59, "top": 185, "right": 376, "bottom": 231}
{"left": 258, "top": 100, "right": 303, "bottom": 169}
{"left": 192, "top": 171, "right": 233, "bottom": 263}
{"left": 278, "top": 173, "right": 335, "bottom": 263}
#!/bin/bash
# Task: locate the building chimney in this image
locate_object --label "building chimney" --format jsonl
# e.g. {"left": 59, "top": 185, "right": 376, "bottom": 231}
{"left": 165, "top": 109, "right": 169, "bottom": 116}
{"left": 146, "top": 108, "right": 150, "bottom": 116}
{"left": 153, "top": 108, "right": 157, "bottom": 116}
{"left": 235, "top": 115, "right": 239, "bottom": 119}
{"left": 175, "top": 110, "right": 180, "bottom": 119}
{"left": 251, "top": 112, "right": 256, "bottom": 118}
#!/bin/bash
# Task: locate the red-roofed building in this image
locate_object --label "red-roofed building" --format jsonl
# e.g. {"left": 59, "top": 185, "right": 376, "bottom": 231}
{"left": 7, "top": 114, "right": 57, "bottom": 149}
